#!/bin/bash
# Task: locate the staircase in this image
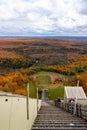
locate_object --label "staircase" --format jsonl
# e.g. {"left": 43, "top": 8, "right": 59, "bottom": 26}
{"left": 31, "top": 102, "right": 87, "bottom": 130}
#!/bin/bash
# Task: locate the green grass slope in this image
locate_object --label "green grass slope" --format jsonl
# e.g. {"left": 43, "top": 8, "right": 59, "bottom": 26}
{"left": 31, "top": 72, "right": 64, "bottom": 100}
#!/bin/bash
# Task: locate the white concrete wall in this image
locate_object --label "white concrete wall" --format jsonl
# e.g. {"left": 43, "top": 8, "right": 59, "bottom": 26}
{"left": 0, "top": 96, "right": 41, "bottom": 130}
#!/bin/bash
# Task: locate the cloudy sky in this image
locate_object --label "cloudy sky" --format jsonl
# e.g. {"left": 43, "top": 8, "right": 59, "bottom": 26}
{"left": 0, "top": 0, "right": 87, "bottom": 36}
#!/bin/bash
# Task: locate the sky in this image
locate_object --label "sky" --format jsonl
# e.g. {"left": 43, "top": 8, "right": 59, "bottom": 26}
{"left": 0, "top": 0, "right": 87, "bottom": 37}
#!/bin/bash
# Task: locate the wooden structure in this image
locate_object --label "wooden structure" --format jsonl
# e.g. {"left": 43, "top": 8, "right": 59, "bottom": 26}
{"left": 64, "top": 86, "right": 87, "bottom": 103}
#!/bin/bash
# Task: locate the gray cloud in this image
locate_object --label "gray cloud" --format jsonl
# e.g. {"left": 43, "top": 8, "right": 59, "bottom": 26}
{"left": 75, "top": 0, "right": 87, "bottom": 15}
{"left": 0, "top": 0, "right": 87, "bottom": 36}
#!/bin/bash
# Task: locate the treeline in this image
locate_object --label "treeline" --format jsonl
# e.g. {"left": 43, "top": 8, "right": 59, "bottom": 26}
{"left": 42, "top": 57, "right": 87, "bottom": 76}
{"left": 75, "top": 75, "right": 87, "bottom": 92}
{"left": 0, "top": 72, "right": 29, "bottom": 95}
{"left": 20, "top": 56, "right": 87, "bottom": 76}
{"left": 0, "top": 57, "right": 33, "bottom": 69}
{"left": 0, "top": 56, "right": 87, "bottom": 96}
{"left": 0, "top": 72, "right": 37, "bottom": 97}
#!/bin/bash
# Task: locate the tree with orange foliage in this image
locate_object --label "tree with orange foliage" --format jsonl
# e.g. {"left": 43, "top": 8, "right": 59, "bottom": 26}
{"left": 81, "top": 75, "right": 87, "bottom": 92}
{"left": 14, "top": 89, "right": 26, "bottom": 96}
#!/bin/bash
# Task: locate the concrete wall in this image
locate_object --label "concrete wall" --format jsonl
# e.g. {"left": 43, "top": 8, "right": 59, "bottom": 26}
{"left": 0, "top": 96, "right": 41, "bottom": 130}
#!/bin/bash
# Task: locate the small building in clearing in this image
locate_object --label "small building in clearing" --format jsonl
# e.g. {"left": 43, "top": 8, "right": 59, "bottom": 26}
{"left": 64, "top": 86, "right": 87, "bottom": 104}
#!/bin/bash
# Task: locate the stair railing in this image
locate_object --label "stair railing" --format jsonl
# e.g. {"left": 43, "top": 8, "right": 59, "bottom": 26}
{"left": 54, "top": 100, "right": 87, "bottom": 121}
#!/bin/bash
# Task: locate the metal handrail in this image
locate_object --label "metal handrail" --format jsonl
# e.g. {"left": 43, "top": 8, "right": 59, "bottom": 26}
{"left": 54, "top": 100, "right": 87, "bottom": 121}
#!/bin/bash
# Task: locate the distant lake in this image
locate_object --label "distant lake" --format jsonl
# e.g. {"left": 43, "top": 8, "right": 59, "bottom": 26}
{"left": 44, "top": 36, "right": 87, "bottom": 41}
{"left": 0, "top": 36, "right": 87, "bottom": 41}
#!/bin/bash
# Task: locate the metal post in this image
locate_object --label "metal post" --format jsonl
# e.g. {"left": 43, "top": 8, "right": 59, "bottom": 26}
{"left": 77, "top": 80, "right": 79, "bottom": 87}
{"left": 74, "top": 97, "right": 77, "bottom": 115}
{"left": 26, "top": 83, "right": 29, "bottom": 120}
{"left": 37, "top": 88, "right": 38, "bottom": 113}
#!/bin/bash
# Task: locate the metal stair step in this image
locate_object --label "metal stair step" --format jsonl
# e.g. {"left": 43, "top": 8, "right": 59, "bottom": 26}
{"left": 31, "top": 102, "right": 87, "bottom": 130}
{"left": 32, "top": 127, "right": 87, "bottom": 130}
{"left": 33, "top": 123, "right": 87, "bottom": 127}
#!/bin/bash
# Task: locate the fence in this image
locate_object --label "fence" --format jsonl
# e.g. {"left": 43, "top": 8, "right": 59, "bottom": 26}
{"left": 54, "top": 100, "right": 87, "bottom": 121}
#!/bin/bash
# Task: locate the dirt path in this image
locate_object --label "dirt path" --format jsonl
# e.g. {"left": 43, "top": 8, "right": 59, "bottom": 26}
{"left": 32, "top": 73, "right": 60, "bottom": 83}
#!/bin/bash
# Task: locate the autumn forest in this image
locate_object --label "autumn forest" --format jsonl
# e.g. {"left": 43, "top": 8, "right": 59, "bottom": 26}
{"left": 0, "top": 38, "right": 87, "bottom": 98}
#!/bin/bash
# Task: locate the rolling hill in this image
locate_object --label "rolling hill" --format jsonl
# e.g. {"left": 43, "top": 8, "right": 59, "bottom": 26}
{"left": 0, "top": 38, "right": 87, "bottom": 69}
{"left": 0, "top": 38, "right": 87, "bottom": 97}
